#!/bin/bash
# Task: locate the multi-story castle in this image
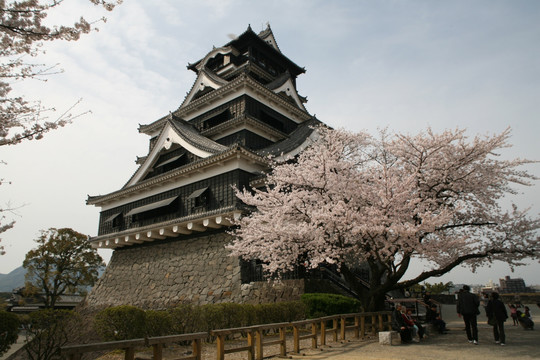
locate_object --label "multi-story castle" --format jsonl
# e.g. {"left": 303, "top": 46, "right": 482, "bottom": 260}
{"left": 84, "top": 25, "right": 323, "bottom": 309}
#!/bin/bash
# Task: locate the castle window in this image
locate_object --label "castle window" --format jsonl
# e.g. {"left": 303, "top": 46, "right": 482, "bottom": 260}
{"left": 104, "top": 213, "right": 123, "bottom": 228}
{"left": 187, "top": 187, "right": 208, "bottom": 212}
{"left": 203, "top": 109, "right": 230, "bottom": 129}
{"left": 127, "top": 196, "right": 178, "bottom": 222}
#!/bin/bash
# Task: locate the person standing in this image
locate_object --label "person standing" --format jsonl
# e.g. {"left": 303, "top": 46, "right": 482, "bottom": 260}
{"left": 486, "top": 292, "right": 508, "bottom": 346}
{"left": 457, "top": 284, "right": 480, "bottom": 344}
{"left": 509, "top": 304, "right": 518, "bottom": 325}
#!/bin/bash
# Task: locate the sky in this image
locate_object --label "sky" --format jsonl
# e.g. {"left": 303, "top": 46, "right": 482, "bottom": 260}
{"left": 1, "top": 0, "right": 539, "bottom": 287}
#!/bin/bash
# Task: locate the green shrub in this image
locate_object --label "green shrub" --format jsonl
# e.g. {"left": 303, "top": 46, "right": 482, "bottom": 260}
{"left": 93, "top": 301, "right": 308, "bottom": 342}
{"left": 249, "top": 301, "right": 302, "bottom": 325}
{"left": 252, "top": 303, "right": 276, "bottom": 325}
{"left": 145, "top": 310, "right": 173, "bottom": 337}
{"left": 0, "top": 310, "right": 20, "bottom": 356}
{"left": 276, "top": 301, "right": 307, "bottom": 322}
{"left": 199, "top": 304, "right": 226, "bottom": 332}
{"left": 217, "top": 303, "right": 251, "bottom": 328}
{"left": 168, "top": 301, "right": 306, "bottom": 334}
{"left": 169, "top": 303, "right": 203, "bottom": 334}
{"left": 94, "top": 305, "right": 146, "bottom": 340}
{"left": 301, "top": 293, "right": 362, "bottom": 318}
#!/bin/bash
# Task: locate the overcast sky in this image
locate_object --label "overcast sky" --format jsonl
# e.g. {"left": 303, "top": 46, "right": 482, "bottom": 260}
{"left": 1, "top": 0, "right": 539, "bottom": 287}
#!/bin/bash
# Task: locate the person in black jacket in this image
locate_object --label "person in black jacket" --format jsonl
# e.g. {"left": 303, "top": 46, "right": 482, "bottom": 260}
{"left": 391, "top": 304, "right": 413, "bottom": 343}
{"left": 486, "top": 292, "right": 508, "bottom": 345}
{"left": 457, "top": 284, "right": 480, "bottom": 344}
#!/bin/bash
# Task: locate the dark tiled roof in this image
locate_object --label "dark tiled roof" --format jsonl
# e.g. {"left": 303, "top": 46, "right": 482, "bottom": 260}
{"left": 257, "top": 118, "right": 322, "bottom": 157}
{"left": 87, "top": 147, "right": 268, "bottom": 206}
{"left": 266, "top": 70, "right": 291, "bottom": 90}
{"left": 225, "top": 25, "right": 305, "bottom": 76}
{"left": 168, "top": 114, "right": 228, "bottom": 154}
{"left": 179, "top": 67, "right": 229, "bottom": 109}
{"left": 257, "top": 24, "right": 281, "bottom": 53}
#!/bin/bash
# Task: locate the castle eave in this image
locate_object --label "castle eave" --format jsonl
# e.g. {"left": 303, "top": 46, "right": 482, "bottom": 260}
{"left": 87, "top": 147, "right": 268, "bottom": 207}
{"left": 176, "top": 74, "right": 311, "bottom": 123}
{"left": 90, "top": 209, "right": 242, "bottom": 249}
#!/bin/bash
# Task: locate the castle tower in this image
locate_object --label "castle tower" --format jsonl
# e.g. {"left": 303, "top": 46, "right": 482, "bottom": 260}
{"left": 85, "top": 25, "right": 321, "bottom": 309}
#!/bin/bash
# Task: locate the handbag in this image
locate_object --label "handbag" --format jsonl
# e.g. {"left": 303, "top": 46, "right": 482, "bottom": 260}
{"left": 488, "top": 316, "right": 497, "bottom": 326}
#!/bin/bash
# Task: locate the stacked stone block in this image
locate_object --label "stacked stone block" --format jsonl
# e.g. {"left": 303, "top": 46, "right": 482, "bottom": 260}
{"left": 85, "top": 232, "right": 304, "bottom": 309}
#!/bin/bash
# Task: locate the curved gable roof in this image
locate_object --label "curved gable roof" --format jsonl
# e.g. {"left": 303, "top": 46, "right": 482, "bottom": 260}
{"left": 257, "top": 118, "right": 322, "bottom": 160}
{"left": 180, "top": 68, "right": 229, "bottom": 109}
{"left": 266, "top": 71, "right": 307, "bottom": 111}
{"left": 125, "top": 114, "right": 227, "bottom": 187}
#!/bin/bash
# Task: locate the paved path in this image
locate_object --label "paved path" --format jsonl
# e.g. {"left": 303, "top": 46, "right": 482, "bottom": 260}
{"left": 0, "top": 333, "right": 26, "bottom": 360}
{"left": 3, "top": 305, "right": 538, "bottom": 360}
{"left": 285, "top": 305, "right": 540, "bottom": 360}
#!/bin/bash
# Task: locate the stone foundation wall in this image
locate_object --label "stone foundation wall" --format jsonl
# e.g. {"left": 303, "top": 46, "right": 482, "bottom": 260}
{"left": 85, "top": 232, "right": 304, "bottom": 310}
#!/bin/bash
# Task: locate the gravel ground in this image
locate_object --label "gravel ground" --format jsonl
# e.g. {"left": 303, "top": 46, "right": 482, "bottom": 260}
{"left": 286, "top": 321, "right": 539, "bottom": 360}
{"left": 285, "top": 304, "right": 540, "bottom": 360}
{"left": 6, "top": 304, "right": 533, "bottom": 360}
{"left": 103, "top": 305, "right": 538, "bottom": 360}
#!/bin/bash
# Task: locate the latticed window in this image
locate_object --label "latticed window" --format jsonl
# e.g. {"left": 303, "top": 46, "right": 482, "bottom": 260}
{"left": 97, "top": 169, "right": 254, "bottom": 235}
{"left": 240, "top": 259, "right": 305, "bottom": 283}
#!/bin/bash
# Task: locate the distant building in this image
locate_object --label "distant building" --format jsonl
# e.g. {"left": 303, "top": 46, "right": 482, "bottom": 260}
{"left": 481, "top": 280, "right": 499, "bottom": 294}
{"left": 499, "top": 276, "right": 530, "bottom": 293}
{"left": 6, "top": 287, "right": 83, "bottom": 313}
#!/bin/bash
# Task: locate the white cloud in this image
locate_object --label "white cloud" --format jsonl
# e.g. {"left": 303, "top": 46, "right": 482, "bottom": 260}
{"left": 1, "top": 0, "right": 539, "bottom": 287}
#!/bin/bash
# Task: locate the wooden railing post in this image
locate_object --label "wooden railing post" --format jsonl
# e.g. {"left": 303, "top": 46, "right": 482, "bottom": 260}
{"left": 371, "top": 315, "right": 377, "bottom": 336}
{"left": 320, "top": 319, "right": 326, "bottom": 346}
{"left": 193, "top": 338, "right": 202, "bottom": 360}
{"left": 293, "top": 324, "right": 300, "bottom": 354}
{"left": 311, "top": 322, "right": 317, "bottom": 349}
{"left": 124, "top": 347, "right": 135, "bottom": 360}
{"left": 387, "top": 314, "right": 393, "bottom": 331}
{"left": 378, "top": 314, "right": 383, "bottom": 332}
{"left": 332, "top": 318, "right": 338, "bottom": 342}
{"left": 255, "top": 328, "right": 263, "bottom": 360}
{"left": 152, "top": 343, "right": 162, "bottom": 360}
{"left": 247, "top": 330, "right": 255, "bottom": 360}
{"left": 216, "top": 333, "right": 225, "bottom": 360}
{"left": 340, "top": 316, "right": 346, "bottom": 341}
{"left": 354, "top": 315, "right": 360, "bottom": 339}
{"left": 279, "top": 326, "right": 286, "bottom": 357}
{"left": 360, "top": 315, "right": 366, "bottom": 339}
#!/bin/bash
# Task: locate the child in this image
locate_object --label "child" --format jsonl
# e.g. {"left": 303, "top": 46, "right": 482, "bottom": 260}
{"left": 509, "top": 304, "right": 518, "bottom": 326}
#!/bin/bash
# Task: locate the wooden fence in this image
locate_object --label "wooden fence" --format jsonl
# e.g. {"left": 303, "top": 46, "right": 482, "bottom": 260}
{"left": 61, "top": 311, "right": 392, "bottom": 360}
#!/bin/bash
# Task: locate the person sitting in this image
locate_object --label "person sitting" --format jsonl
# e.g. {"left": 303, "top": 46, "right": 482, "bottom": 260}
{"left": 391, "top": 304, "right": 413, "bottom": 343}
{"left": 426, "top": 304, "right": 448, "bottom": 334}
{"left": 404, "top": 308, "right": 425, "bottom": 341}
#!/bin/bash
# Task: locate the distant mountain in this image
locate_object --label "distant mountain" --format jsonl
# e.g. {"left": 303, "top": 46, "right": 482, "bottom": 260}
{"left": 0, "top": 266, "right": 106, "bottom": 293}
{"left": 0, "top": 266, "right": 26, "bottom": 292}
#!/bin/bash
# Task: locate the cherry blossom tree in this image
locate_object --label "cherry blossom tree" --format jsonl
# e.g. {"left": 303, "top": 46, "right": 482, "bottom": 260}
{"left": 0, "top": 0, "right": 120, "bottom": 253}
{"left": 0, "top": 0, "right": 121, "bottom": 147}
{"left": 229, "top": 126, "right": 540, "bottom": 311}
